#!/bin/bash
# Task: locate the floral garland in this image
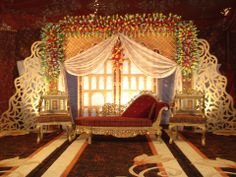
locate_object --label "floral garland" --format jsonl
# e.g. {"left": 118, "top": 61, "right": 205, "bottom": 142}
{"left": 176, "top": 21, "right": 199, "bottom": 76}
{"left": 112, "top": 38, "right": 124, "bottom": 69}
{"left": 41, "top": 23, "right": 65, "bottom": 80}
{"left": 41, "top": 13, "right": 199, "bottom": 81}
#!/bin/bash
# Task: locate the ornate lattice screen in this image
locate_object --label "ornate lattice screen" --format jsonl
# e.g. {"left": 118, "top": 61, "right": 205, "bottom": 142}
{"left": 195, "top": 39, "right": 236, "bottom": 132}
{"left": 65, "top": 36, "right": 105, "bottom": 60}
{"left": 133, "top": 35, "right": 176, "bottom": 61}
{"left": 0, "top": 42, "right": 47, "bottom": 132}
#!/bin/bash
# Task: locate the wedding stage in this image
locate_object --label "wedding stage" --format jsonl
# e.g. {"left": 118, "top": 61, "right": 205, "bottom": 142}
{"left": 0, "top": 13, "right": 235, "bottom": 137}
{"left": 0, "top": 2, "right": 236, "bottom": 176}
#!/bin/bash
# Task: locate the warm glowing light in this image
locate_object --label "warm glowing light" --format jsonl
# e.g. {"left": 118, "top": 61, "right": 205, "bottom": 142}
{"left": 106, "top": 92, "right": 113, "bottom": 103}
{"left": 92, "top": 65, "right": 104, "bottom": 74}
{"left": 146, "top": 77, "right": 153, "bottom": 90}
{"left": 121, "top": 91, "right": 130, "bottom": 105}
{"left": 83, "top": 76, "right": 89, "bottom": 90}
{"left": 41, "top": 100, "right": 45, "bottom": 112}
{"left": 131, "top": 77, "right": 137, "bottom": 89}
{"left": 80, "top": 59, "right": 156, "bottom": 116}
{"left": 83, "top": 108, "right": 89, "bottom": 116}
{"left": 106, "top": 60, "right": 113, "bottom": 74}
{"left": 122, "top": 76, "right": 129, "bottom": 89}
{"left": 91, "top": 76, "right": 97, "bottom": 89}
{"left": 106, "top": 76, "right": 113, "bottom": 89}
{"left": 131, "top": 62, "right": 143, "bottom": 74}
{"left": 131, "top": 91, "right": 139, "bottom": 99}
{"left": 221, "top": 7, "right": 231, "bottom": 16}
{"left": 121, "top": 91, "right": 140, "bottom": 105}
{"left": 83, "top": 92, "right": 89, "bottom": 106}
{"left": 91, "top": 108, "right": 97, "bottom": 116}
{"left": 99, "top": 76, "right": 104, "bottom": 89}
{"left": 138, "top": 77, "right": 144, "bottom": 90}
{"left": 122, "top": 60, "right": 129, "bottom": 74}
{"left": 92, "top": 92, "right": 104, "bottom": 106}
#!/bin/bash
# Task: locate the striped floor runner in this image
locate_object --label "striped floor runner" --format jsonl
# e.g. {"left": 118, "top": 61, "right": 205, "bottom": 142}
{"left": 2, "top": 132, "right": 236, "bottom": 177}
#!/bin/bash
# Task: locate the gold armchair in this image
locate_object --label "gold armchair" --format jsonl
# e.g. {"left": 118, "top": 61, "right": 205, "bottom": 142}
{"left": 168, "top": 90, "right": 206, "bottom": 145}
{"left": 36, "top": 94, "right": 74, "bottom": 143}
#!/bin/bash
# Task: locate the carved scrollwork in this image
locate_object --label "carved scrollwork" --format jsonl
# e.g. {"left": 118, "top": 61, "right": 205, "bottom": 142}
{"left": 0, "top": 41, "right": 47, "bottom": 132}
{"left": 101, "top": 103, "right": 125, "bottom": 116}
{"left": 195, "top": 39, "right": 236, "bottom": 132}
{"left": 76, "top": 126, "right": 158, "bottom": 138}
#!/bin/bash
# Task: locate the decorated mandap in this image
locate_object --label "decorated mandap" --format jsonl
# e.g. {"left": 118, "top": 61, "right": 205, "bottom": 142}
{"left": 0, "top": 13, "right": 235, "bottom": 134}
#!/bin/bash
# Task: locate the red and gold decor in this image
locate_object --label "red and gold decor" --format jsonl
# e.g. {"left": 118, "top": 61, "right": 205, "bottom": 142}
{"left": 47, "top": 78, "right": 58, "bottom": 95}
{"left": 1, "top": 12, "right": 235, "bottom": 134}
{"left": 40, "top": 13, "right": 199, "bottom": 83}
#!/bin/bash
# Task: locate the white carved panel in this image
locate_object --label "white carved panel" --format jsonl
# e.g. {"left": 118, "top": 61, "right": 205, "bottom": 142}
{"left": 0, "top": 42, "right": 47, "bottom": 131}
{"left": 195, "top": 39, "right": 236, "bottom": 132}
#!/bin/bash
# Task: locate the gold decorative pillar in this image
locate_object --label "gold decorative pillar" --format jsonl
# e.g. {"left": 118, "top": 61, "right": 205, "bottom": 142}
{"left": 48, "top": 79, "right": 58, "bottom": 95}
{"left": 182, "top": 74, "right": 193, "bottom": 90}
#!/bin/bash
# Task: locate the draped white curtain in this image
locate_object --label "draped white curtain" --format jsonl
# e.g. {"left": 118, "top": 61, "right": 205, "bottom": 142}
{"left": 60, "top": 33, "right": 182, "bottom": 94}
{"left": 119, "top": 34, "right": 177, "bottom": 78}
{"left": 64, "top": 35, "right": 118, "bottom": 76}
{"left": 64, "top": 33, "right": 178, "bottom": 78}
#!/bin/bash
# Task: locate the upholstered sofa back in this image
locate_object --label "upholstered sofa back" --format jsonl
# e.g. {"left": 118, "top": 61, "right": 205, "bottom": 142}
{"left": 121, "top": 94, "right": 168, "bottom": 122}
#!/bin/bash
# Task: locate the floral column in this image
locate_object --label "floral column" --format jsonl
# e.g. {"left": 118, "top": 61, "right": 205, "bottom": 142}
{"left": 112, "top": 38, "right": 124, "bottom": 108}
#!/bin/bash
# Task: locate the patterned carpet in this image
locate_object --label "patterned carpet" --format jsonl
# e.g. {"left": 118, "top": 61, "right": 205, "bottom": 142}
{"left": 67, "top": 135, "right": 156, "bottom": 177}
{"left": 0, "top": 130, "right": 235, "bottom": 177}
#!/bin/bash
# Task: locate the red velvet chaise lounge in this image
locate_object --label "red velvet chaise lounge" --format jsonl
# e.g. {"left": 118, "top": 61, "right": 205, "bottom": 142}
{"left": 75, "top": 93, "right": 169, "bottom": 143}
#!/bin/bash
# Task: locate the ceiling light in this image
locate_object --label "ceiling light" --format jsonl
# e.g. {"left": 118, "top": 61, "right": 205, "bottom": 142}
{"left": 221, "top": 7, "right": 231, "bottom": 16}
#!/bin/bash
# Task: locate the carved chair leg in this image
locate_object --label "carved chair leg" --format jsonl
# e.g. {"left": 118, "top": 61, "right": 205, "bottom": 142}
{"left": 176, "top": 126, "right": 183, "bottom": 140}
{"left": 157, "top": 135, "right": 162, "bottom": 143}
{"left": 67, "top": 124, "right": 76, "bottom": 142}
{"left": 176, "top": 129, "right": 179, "bottom": 140}
{"left": 156, "top": 129, "right": 162, "bottom": 142}
{"left": 88, "top": 135, "right": 92, "bottom": 144}
{"left": 202, "top": 128, "right": 206, "bottom": 146}
{"left": 87, "top": 130, "right": 92, "bottom": 144}
{"left": 40, "top": 126, "right": 44, "bottom": 141}
{"left": 168, "top": 125, "right": 174, "bottom": 144}
{"left": 37, "top": 125, "right": 43, "bottom": 143}
{"left": 70, "top": 125, "right": 76, "bottom": 141}
{"left": 67, "top": 124, "right": 72, "bottom": 142}
{"left": 36, "top": 124, "right": 40, "bottom": 143}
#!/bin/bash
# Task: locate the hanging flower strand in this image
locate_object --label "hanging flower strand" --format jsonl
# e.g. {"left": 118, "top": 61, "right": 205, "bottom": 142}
{"left": 112, "top": 37, "right": 124, "bottom": 70}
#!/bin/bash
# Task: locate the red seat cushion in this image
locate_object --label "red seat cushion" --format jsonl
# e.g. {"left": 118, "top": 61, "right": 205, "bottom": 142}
{"left": 38, "top": 114, "right": 72, "bottom": 123}
{"left": 170, "top": 114, "right": 206, "bottom": 124}
{"left": 76, "top": 116, "right": 152, "bottom": 127}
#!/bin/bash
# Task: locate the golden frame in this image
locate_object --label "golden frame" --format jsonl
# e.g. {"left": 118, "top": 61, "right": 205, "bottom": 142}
{"left": 39, "top": 95, "right": 69, "bottom": 115}
{"left": 169, "top": 90, "right": 206, "bottom": 145}
{"left": 36, "top": 94, "right": 74, "bottom": 143}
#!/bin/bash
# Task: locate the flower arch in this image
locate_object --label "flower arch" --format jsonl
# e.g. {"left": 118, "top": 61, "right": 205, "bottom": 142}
{"left": 40, "top": 13, "right": 199, "bottom": 81}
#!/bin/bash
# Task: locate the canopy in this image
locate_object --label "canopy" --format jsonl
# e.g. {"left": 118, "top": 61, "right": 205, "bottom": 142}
{"left": 64, "top": 33, "right": 178, "bottom": 78}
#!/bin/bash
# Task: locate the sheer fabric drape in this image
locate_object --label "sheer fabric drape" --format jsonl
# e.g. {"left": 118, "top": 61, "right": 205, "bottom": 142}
{"left": 119, "top": 34, "right": 177, "bottom": 78}
{"left": 64, "top": 33, "right": 178, "bottom": 79}
{"left": 64, "top": 35, "right": 118, "bottom": 76}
